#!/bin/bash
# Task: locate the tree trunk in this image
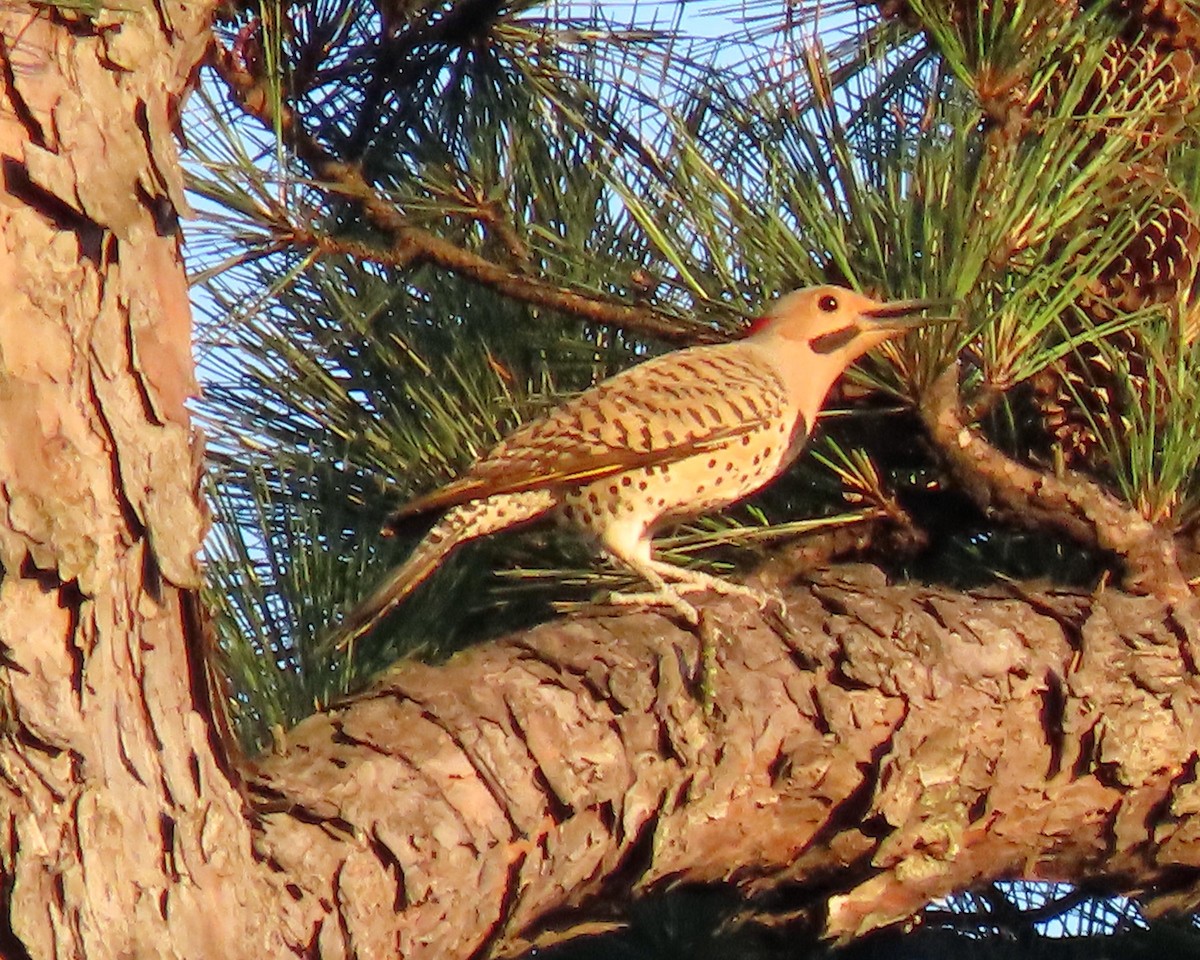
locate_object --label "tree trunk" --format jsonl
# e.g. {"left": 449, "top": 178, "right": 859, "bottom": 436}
{"left": 0, "top": 3, "right": 282, "bottom": 957}
{"left": 5, "top": 6, "right": 1200, "bottom": 960}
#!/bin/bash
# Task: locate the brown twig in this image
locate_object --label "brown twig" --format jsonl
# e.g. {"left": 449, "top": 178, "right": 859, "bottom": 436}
{"left": 920, "top": 364, "right": 1192, "bottom": 603}
{"left": 207, "top": 39, "right": 720, "bottom": 346}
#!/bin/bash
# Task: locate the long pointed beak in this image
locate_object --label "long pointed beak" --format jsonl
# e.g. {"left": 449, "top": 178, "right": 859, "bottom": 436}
{"left": 864, "top": 298, "right": 958, "bottom": 328}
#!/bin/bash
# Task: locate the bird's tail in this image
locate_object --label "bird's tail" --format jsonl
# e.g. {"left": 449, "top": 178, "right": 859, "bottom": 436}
{"left": 328, "top": 491, "right": 556, "bottom": 650}
{"left": 331, "top": 541, "right": 450, "bottom": 650}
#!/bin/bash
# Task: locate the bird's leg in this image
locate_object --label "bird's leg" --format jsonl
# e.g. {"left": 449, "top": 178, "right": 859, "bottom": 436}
{"left": 598, "top": 529, "right": 701, "bottom": 624}
{"left": 605, "top": 555, "right": 741, "bottom": 713}
{"left": 598, "top": 523, "right": 784, "bottom": 624}
{"left": 600, "top": 548, "right": 722, "bottom": 707}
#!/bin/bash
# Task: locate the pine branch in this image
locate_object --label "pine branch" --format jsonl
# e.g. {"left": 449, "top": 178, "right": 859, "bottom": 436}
{"left": 920, "top": 364, "right": 1192, "bottom": 603}
{"left": 208, "top": 38, "right": 715, "bottom": 346}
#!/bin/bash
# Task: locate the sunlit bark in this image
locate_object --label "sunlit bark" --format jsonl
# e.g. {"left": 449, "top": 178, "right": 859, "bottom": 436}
{"left": 3, "top": 5, "right": 1200, "bottom": 959}
{"left": 0, "top": 4, "right": 281, "bottom": 956}
{"left": 251, "top": 571, "right": 1200, "bottom": 956}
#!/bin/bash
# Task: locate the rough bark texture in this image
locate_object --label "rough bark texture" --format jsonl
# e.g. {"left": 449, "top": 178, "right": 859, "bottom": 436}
{"left": 0, "top": 4, "right": 282, "bottom": 957}
{"left": 6, "top": 5, "right": 1200, "bottom": 959}
{"left": 250, "top": 568, "right": 1200, "bottom": 957}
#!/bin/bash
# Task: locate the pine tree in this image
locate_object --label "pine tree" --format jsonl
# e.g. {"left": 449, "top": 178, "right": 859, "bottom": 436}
{"left": 187, "top": 0, "right": 1200, "bottom": 952}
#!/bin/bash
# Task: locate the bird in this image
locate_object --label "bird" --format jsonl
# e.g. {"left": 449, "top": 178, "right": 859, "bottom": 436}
{"left": 334, "top": 285, "right": 942, "bottom": 645}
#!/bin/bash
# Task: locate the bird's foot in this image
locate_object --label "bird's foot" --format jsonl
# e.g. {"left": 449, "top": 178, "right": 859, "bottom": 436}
{"left": 668, "top": 571, "right": 787, "bottom": 618}
{"left": 605, "top": 587, "right": 700, "bottom": 625}
{"left": 606, "top": 588, "right": 723, "bottom": 712}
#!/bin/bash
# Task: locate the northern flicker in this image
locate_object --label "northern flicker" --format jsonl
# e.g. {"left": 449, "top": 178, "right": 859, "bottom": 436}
{"left": 336, "top": 285, "right": 941, "bottom": 643}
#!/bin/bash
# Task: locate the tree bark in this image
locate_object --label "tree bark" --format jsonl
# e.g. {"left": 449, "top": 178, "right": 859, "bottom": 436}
{"left": 0, "top": 3, "right": 283, "bottom": 957}
{"left": 5, "top": 6, "right": 1200, "bottom": 960}
{"left": 249, "top": 569, "right": 1200, "bottom": 957}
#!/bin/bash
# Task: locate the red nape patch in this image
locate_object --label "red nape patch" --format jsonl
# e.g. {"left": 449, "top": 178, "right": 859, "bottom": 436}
{"left": 744, "top": 314, "right": 772, "bottom": 337}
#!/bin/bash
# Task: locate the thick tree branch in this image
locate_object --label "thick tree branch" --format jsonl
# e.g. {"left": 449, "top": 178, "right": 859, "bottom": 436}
{"left": 250, "top": 567, "right": 1200, "bottom": 957}
{"left": 920, "top": 364, "right": 1193, "bottom": 603}
{"left": 208, "top": 41, "right": 719, "bottom": 347}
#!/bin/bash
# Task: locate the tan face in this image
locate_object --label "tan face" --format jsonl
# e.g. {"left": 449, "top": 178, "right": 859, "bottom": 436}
{"left": 750, "top": 285, "right": 933, "bottom": 361}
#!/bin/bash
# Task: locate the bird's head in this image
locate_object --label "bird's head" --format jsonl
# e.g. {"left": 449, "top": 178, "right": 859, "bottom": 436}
{"left": 745, "top": 285, "right": 943, "bottom": 365}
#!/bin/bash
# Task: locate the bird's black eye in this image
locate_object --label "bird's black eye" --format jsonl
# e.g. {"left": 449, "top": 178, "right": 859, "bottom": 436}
{"left": 818, "top": 294, "right": 839, "bottom": 313}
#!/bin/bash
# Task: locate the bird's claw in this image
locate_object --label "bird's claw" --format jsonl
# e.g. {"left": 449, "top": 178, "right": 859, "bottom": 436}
{"left": 605, "top": 588, "right": 701, "bottom": 625}
{"left": 673, "top": 576, "right": 785, "bottom": 619}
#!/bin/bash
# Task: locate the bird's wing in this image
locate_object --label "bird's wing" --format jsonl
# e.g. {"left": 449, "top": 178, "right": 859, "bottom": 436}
{"left": 389, "top": 425, "right": 761, "bottom": 520}
{"left": 387, "top": 344, "right": 788, "bottom": 525}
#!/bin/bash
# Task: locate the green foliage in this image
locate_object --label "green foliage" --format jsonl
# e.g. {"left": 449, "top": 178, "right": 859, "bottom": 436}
{"left": 185, "top": 0, "right": 1200, "bottom": 952}
{"left": 1061, "top": 312, "right": 1200, "bottom": 524}
{"left": 189, "top": 0, "right": 1200, "bottom": 744}
{"left": 198, "top": 256, "right": 584, "bottom": 724}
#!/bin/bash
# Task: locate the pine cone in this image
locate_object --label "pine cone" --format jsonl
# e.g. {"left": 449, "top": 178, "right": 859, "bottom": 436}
{"left": 1111, "top": 0, "right": 1200, "bottom": 50}
{"left": 1030, "top": 329, "right": 1147, "bottom": 468}
{"left": 1033, "top": 167, "right": 1198, "bottom": 468}
{"left": 1081, "top": 37, "right": 1198, "bottom": 151}
{"left": 1082, "top": 167, "right": 1200, "bottom": 320}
